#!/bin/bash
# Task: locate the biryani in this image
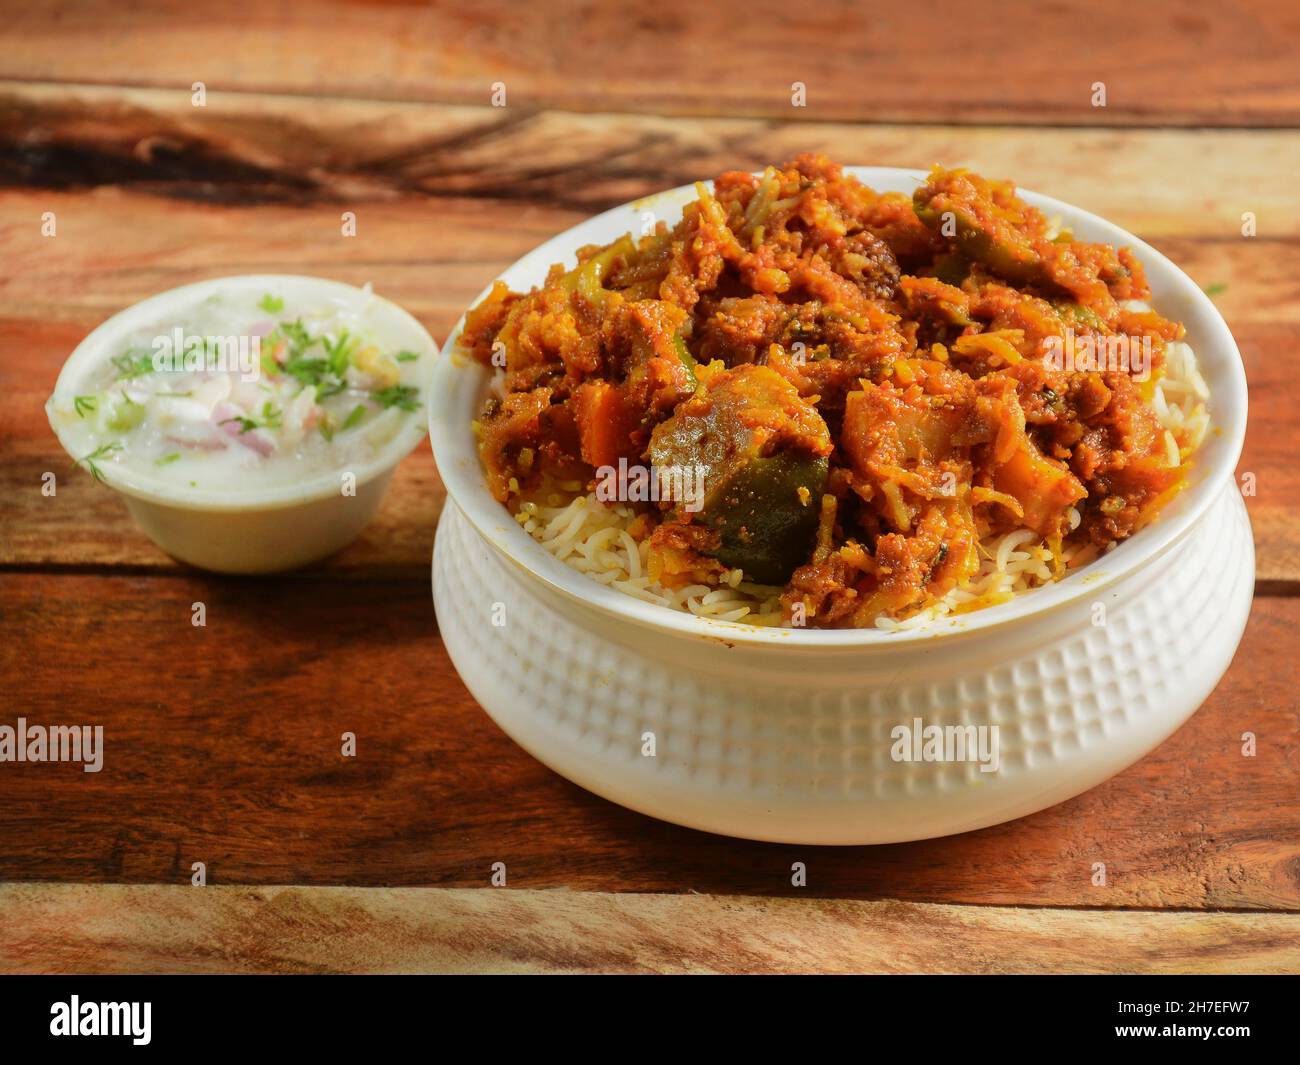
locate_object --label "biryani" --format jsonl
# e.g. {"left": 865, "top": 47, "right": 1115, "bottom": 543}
{"left": 460, "top": 155, "right": 1209, "bottom": 629}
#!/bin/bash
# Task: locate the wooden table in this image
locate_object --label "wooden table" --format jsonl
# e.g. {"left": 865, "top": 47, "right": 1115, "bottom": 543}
{"left": 2, "top": 0, "right": 1298, "bottom": 974}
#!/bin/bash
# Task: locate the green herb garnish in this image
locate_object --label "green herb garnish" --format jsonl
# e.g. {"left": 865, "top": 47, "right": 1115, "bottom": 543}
{"left": 72, "top": 441, "right": 122, "bottom": 482}
{"left": 282, "top": 355, "right": 330, "bottom": 388}
{"left": 156, "top": 452, "right": 182, "bottom": 466}
{"left": 341, "top": 404, "right": 367, "bottom": 431}
{"left": 220, "top": 401, "right": 282, "bottom": 435}
{"left": 279, "top": 319, "right": 313, "bottom": 355}
{"left": 277, "top": 318, "right": 343, "bottom": 395}
{"left": 257, "top": 401, "right": 282, "bottom": 428}
{"left": 111, "top": 350, "right": 154, "bottom": 380}
{"left": 1203, "top": 282, "right": 1228, "bottom": 297}
{"left": 374, "top": 385, "right": 421, "bottom": 412}
{"left": 74, "top": 395, "right": 98, "bottom": 418}
{"left": 395, "top": 350, "right": 420, "bottom": 362}
{"left": 323, "top": 330, "right": 357, "bottom": 376}
{"left": 258, "top": 293, "right": 285, "bottom": 313}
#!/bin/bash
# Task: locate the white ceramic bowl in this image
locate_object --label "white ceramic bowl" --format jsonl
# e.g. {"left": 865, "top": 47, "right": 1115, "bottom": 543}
{"left": 48, "top": 275, "right": 435, "bottom": 574}
{"left": 430, "top": 168, "right": 1252, "bottom": 844}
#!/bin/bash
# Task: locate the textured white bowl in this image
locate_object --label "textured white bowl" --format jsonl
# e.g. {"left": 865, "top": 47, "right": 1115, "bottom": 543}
{"left": 430, "top": 168, "right": 1252, "bottom": 844}
{"left": 48, "top": 275, "right": 435, "bottom": 574}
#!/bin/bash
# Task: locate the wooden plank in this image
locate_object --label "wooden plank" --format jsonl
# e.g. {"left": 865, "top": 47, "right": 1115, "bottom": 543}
{"left": 3, "top": 1, "right": 1299, "bottom": 127}
{"left": 1238, "top": 323, "right": 1300, "bottom": 586}
{"left": 1, "top": 883, "right": 1296, "bottom": 975}
{"left": 1, "top": 573, "right": 1296, "bottom": 910}
{"left": 2, "top": 190, "right": 1294, "bottom": 328}
{"left": 5, "top": 81, "right": 1299, "bottom": 235}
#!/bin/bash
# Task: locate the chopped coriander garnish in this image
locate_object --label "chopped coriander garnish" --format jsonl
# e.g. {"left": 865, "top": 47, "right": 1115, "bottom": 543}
{"left": 277, "top": 316, "right": 343, "bottom": 395}
{"left": 283, "top": 355, "right": 331, "bottom": 389}
{"left": 278, "top": 319, "right": 313, "bottom": 357}
{"left": 220, "top": 401, "right": 282, "bottom": 434}
{"left": 258, "top": 293, "right": 285, "bottom": 313}
{"left": 323, "top": 330, "right": 357, "bottom": 376}
{"left": 156, "top": 452, "right": 182, "bottom": 466}
{"left": 257, "top": 401, "right": 282, "bottom": 428}
{"left": 74, "top": 395, "right": 97, "bottom": 418}
{"left": 374, "top": 385, "right": 421, "bottom": 412}
{"left": 72, "top": 441, "right": 122, "bottom": 483}
{"left": 111, "top": 350, "right": 154, "bottom": 380}
{"left": 341, "top": 404, "right": 367, "bottom": 431}
{"left": 1203, "top": 282, "right": 1228, "bottom": 297}
{"left": 395, "top": 350, "right": 420, "bottom": 362}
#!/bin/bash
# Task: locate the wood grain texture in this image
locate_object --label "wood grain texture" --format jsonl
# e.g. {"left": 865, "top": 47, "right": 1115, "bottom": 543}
{"left": 5, "top": 81, "right": 1299, "bottom": 230}
{"left": 2, "top": 883, "right": 1297, "bottom": 975}
{"left": 1, "top": 11, "right": 1296, "bottom": 973}
{"left": 3, "top": 1, "right": 1299, "bottom": 127}
{"left": 1, "top": 572, "right": 1296, "bottom": 909}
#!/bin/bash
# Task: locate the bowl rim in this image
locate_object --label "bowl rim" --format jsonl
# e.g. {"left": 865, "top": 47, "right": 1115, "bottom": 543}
{"left": 47, "top": 273, "right": 435, "bottom": 513}
{"left": 429, "top": 166, "right": 1248, "bottom": 647}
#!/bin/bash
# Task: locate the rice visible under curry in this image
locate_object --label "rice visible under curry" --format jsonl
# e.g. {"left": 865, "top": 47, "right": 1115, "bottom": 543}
{"left": 462, "top": 156, "right": 1210, "bottom": 630}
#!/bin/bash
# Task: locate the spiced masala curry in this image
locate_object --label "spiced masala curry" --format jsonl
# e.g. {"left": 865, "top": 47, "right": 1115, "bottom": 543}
{"left": 461, "top": 155, "right": 1195, "bottom": 629}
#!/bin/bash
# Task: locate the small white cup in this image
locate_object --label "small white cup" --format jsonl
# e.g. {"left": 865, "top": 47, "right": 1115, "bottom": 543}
{"left": 47, "top": 275, "right": 435, "bottom": 574}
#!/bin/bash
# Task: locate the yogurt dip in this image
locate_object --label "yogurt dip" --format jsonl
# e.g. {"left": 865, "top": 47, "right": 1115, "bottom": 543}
{"left": 49, "top": 284, "right": 426, "bottom": 494}
{"left": 46, "top": 275, "right": 436, "bottom": 572}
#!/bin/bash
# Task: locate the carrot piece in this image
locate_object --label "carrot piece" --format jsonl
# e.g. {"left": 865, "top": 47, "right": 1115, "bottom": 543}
{"left": 574, "top": 381, "right": 637, "bottom": 469}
